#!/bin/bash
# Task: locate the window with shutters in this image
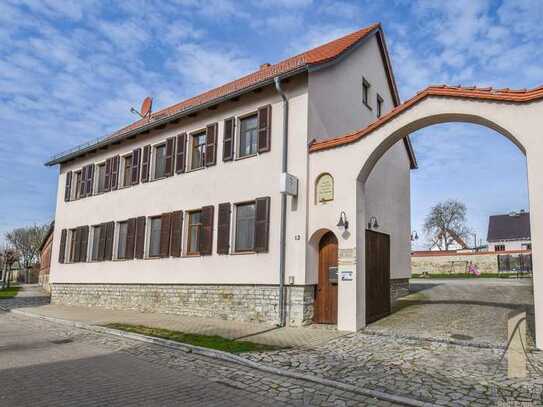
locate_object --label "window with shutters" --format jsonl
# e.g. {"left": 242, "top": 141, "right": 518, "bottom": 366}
{"left": 68, "top": 229, "right": 78, "bottom": 263}
{"left": 362, "top": 77, "right": 371, "bottom": 109}
{"left": 91, "top": 225, "right": 102, "bottom": 261}
{"left": 153, "top": 143, "right": 167, "bottom": 179}
{"left": 122, "top": 154, "right": 133, "bottom": 187}
{"left": 74, "top": 170, "right": 82, "bottom": 200}
{"left": 117, "top": 221, "right": 129, "bottom": 259}
{"left": 495, "top": 244, "right": 506, "bottom": 252}
{"left": 190, "top": 132, "right": 206, "bottom": 170}
{"left": 235, "top": 202, "right": 256, "bottom": 252}
{"left": 96, "top": 163, "right": 107, "bottom": 193}
{"left": 238, "top": 114, "right": 258, "bottom": 158}
{"left": 148, "top": 217, "right": 162, "bottom": 257}
{"left": 187, "top": 211, "right": 202, "bottom": 255}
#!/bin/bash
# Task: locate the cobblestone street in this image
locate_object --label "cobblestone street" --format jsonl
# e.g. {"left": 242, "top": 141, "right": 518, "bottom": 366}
{"left": 0, "top": 310, "right": 400, "bottom": 407}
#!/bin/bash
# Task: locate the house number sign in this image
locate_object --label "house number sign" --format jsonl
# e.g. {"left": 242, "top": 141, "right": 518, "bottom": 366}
{"left": 316, "top": 173, "right": 334, "bottom": 203}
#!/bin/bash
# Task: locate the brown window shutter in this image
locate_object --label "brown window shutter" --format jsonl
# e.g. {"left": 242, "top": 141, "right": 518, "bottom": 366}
{"left": 131, "top": 148, "right": 141, "bottom": 185}
{"left": 254, "top": 197, "right": 271, "bottom": 252}
{"left": 257, "top": 105, "right": 272, "bottom": 153}
{"left": 104, "top": 159, "right": 112, "bottom": 192}
{"left": 165, "top": 137, "right": 176, "bottom": 176}
{"left": 104, "top": 221, "right": 115, "bottom": 260}
{"left": 206, "top": 123, "right": 218, "bottom": 166}
{"left": 79, "top": 166, "right": 87, "bottom": 198}
{"left": 111, "top": 156, "right": 120, "bottom": 190}
{"left": 64, "top": 171, "right": 72, "bottom": 202}
{"left": 125, "top": 217, "right": 136, "bottom": 260}
{"left": 80, "top": 226, "right": 89, "bottom": 262}
{"left": 135, "top": 216, "right": 146, "bottom": 259}
{"left": 217, "top": 203, "right": 231, "bottom": 255}
{"left": 98, "top": 223, "right": 107, "bottom": 261}
{"left": 86, "top": 165, "right": 94, "bottom": 196}
{"left": 73, "top": 228, "right": 81, "bottom": 263}
{"left": 59, "top": 229, "right": 67, "bottom": 263}
{"left": 223, "top": 118, "right": 235, "bottom": 162}
{"left": 159, "top": 212, "right": 172, "bottom": 257}
{"left": 141, "top": 145, "right": 151, "bottom": 183}
{"left": 169, "top": 211, "right": 183, "bottom": 257}
{"left": 175, "top": 133, "right": 187, "bottom": 174}
{"left": 199, "top": 205, "right": 214, "bottom": 255}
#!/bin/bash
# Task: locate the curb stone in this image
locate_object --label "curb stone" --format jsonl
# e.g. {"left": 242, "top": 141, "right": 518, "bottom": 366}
{"left": 0, "top": 305, "right": 438, "bottom": 407}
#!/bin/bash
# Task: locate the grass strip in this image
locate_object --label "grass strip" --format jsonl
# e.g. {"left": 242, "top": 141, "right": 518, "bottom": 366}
{"left": 105, "top": 323, "right": 283, "bottom": 354}
{"left": 0, "top": 286, "right": 20, "bottom": 299}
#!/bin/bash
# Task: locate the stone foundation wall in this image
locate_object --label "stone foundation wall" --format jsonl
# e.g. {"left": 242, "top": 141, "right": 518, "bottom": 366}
{"left": 51, "top": 283, "right": 315, "bottom": 326}
{"left": 390, "top": 278, "right": 409, "bottom": 302}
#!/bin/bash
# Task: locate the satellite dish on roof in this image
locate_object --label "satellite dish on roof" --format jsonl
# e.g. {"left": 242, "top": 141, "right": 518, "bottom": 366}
{"left": 141, "top": 97, "right": 153, "bottom": 117}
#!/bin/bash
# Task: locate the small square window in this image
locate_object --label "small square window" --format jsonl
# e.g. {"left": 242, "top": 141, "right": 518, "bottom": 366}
{"left": 187, "top": 211, "right": 202, "bottom": 255}
{"left": 191, "top": 132, "right": 206, "bottom": 170}
{"left": 235, "top": 202, "right": 256, "bottom": 252}
{"left": 154, "top": 144, "right": 167, "bottom": 179}
{"left": 148, "top": 217, "right": 162, "bottom": 257}
{"left": 117, "top": 221, "right": 128, "bottom": 259}
{"left": 377, "top": 94, "right": 384, "bottom": 118}
{"left": 362, "top": 77, "right": 371, "bottom": 109}
{"left": 239, "top": 114, "right": 258, "bottom": 158}
{"left": 122, "top": 154, "right": 133, "bottom": 187}
{"left": 97, "top": 163, "right": 106, "bottom": 193}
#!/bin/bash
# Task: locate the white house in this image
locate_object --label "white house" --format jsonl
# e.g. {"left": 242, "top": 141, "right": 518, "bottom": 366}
{"left": 46, "top": 24, "right": 416, "bottom": 328}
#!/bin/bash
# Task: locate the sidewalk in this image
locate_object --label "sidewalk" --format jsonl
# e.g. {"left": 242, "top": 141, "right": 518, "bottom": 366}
{"left": 1, "top": 285, "right": 346, "bottom": 348}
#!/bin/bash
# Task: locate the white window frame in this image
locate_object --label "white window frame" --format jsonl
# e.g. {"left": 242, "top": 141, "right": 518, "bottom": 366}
{"left": 236, "top": 112, "right": 258, "bottom": 160}
{"left": 72, "top": 169, "right": 82, "bottom": 200}
{"left": 145, "top": 215, "right": 162, "bottom": 258}
{"left": 119, "top": 152, "right": 133, "bottom": 188}
{"left": 114, "top": 220, "right": 129, "bottom": 260}
{"left": 151, "top": 141, "right": 167, "bottom": 181}
{"left": 233, "top": 200, "right": 257, "bottom": 254}
{"left": 89, "top": 224, "right": 101, "bottom": 262}
{"left": 188, "top": 129, "right": 207, "bottom": 171}
{"left": 94, "top": 160, "right": 107, "bottom": 195}
{"left": 362, "top": 76, "right": 371, "bottom": 109}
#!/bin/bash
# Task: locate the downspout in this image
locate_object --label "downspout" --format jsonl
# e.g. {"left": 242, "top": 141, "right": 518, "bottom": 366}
{"left": 274, "top": 76, "right": 289, "bottom": 327}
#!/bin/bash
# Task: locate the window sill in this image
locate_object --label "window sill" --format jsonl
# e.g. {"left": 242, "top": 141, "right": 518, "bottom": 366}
{"left": 187, "top": 166, "right": 205, "bottom": 173}
{"left": 235, "top": 153, "right": 257, "bottom": 161}
{"left": 230, "top": 250, "right": 256, "bottom": 255}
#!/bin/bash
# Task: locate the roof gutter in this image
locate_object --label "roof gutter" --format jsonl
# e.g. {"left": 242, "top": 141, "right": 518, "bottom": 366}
{"left": 45, "top": 67, "right": 308, "bottom": 167}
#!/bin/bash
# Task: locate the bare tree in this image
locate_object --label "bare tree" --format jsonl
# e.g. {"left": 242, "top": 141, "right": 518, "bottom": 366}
{"left": 1, "top": 245, "right": 20, "bottom": 289}
{"left": 5, "top": 224, "right": 49, "bottom": 270}
{"left": 424, "top": 200, "right": 471, "bottom": 251}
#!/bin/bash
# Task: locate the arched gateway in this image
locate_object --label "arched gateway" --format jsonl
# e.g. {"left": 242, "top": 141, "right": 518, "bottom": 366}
{"left": 308, "top": 85, "right": 543, "bottom": 348}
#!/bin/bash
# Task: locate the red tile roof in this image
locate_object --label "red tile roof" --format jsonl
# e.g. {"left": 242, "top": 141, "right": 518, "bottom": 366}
{"left": 309, "top": 84, "right": 543, "bottom": 153}
{"left": 47, "top": 23, "right": 383, "bottom": 166}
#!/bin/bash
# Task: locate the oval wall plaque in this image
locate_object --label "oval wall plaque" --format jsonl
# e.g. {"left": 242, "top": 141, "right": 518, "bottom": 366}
{"left": 316, "top": 173, "right": 334, "bottom": 203}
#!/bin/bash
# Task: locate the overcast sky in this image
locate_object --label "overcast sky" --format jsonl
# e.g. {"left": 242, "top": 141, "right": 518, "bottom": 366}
{"left": 0, "top": 0, "right": 540, "bottom": 248}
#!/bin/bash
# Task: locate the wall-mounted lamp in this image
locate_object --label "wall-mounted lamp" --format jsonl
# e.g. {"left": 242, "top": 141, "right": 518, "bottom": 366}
{"left": 337, "top": 211, "right": 349, "bottom": 231}
{"left": 411, "top": 231, "right": 419, "bottom": 241}
{"left": 368, "top": 216, "right": 379, "bottom": 230}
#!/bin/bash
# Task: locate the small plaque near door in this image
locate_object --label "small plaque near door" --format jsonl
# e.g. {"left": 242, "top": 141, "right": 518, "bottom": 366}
{"left": 328, "top": 266, "right": 338, "bottom": 283}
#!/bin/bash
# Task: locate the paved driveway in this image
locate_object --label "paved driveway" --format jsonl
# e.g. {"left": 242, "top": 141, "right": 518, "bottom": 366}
{"left": 368, "top": 278, "right": 535, "bottom": 346}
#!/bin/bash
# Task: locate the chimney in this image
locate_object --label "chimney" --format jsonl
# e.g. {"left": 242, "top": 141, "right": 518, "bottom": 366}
{"left": 260, "top": 63, "right": 271, "bottom": 70}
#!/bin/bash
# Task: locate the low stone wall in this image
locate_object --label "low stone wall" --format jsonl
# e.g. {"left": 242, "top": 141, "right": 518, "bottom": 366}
{"left": 390, "top": 278, "right": 409, "bottom": 302}
{"left": 51, "top": 283, "right": 315, "bottom": 326}
{"left": 412, "top": 252, "right": 500, "bottom": 275}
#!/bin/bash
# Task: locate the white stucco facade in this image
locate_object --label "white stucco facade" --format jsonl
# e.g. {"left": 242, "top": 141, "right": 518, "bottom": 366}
{"left": 47, "top": 29, "right": 413, "bottom": 328}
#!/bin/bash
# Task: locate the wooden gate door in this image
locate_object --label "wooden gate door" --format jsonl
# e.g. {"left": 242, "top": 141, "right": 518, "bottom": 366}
{"left": 365, "top": 230, "right": 391, "bottom": 324}
{"left": 314, "top": 232, "right": 338, "bottom": 324}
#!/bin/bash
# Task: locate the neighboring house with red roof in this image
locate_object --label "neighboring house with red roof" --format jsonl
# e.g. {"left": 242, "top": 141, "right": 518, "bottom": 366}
{"left": 45, "top": 24, "right": 415, "bottom": 327}
{"left": 487, "top": 210, "right": 531, "bottom": 252}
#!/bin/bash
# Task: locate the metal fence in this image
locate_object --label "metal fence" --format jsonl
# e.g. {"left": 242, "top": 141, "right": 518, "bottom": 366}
{"left": 497, "top": 254, "right": 532, "bottom": 277}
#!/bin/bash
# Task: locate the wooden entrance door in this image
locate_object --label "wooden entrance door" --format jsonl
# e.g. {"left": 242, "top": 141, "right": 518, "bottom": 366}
{"left": 365, "top": 230, "right": 391, "bottom": 323}
{"left": 314, "top": 232, "right": 338, "bottom": 324}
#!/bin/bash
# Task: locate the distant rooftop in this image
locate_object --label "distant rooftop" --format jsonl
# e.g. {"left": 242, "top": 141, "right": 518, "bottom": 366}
{"left": 487, "top": 211, "right": 530, "bottom": 242}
